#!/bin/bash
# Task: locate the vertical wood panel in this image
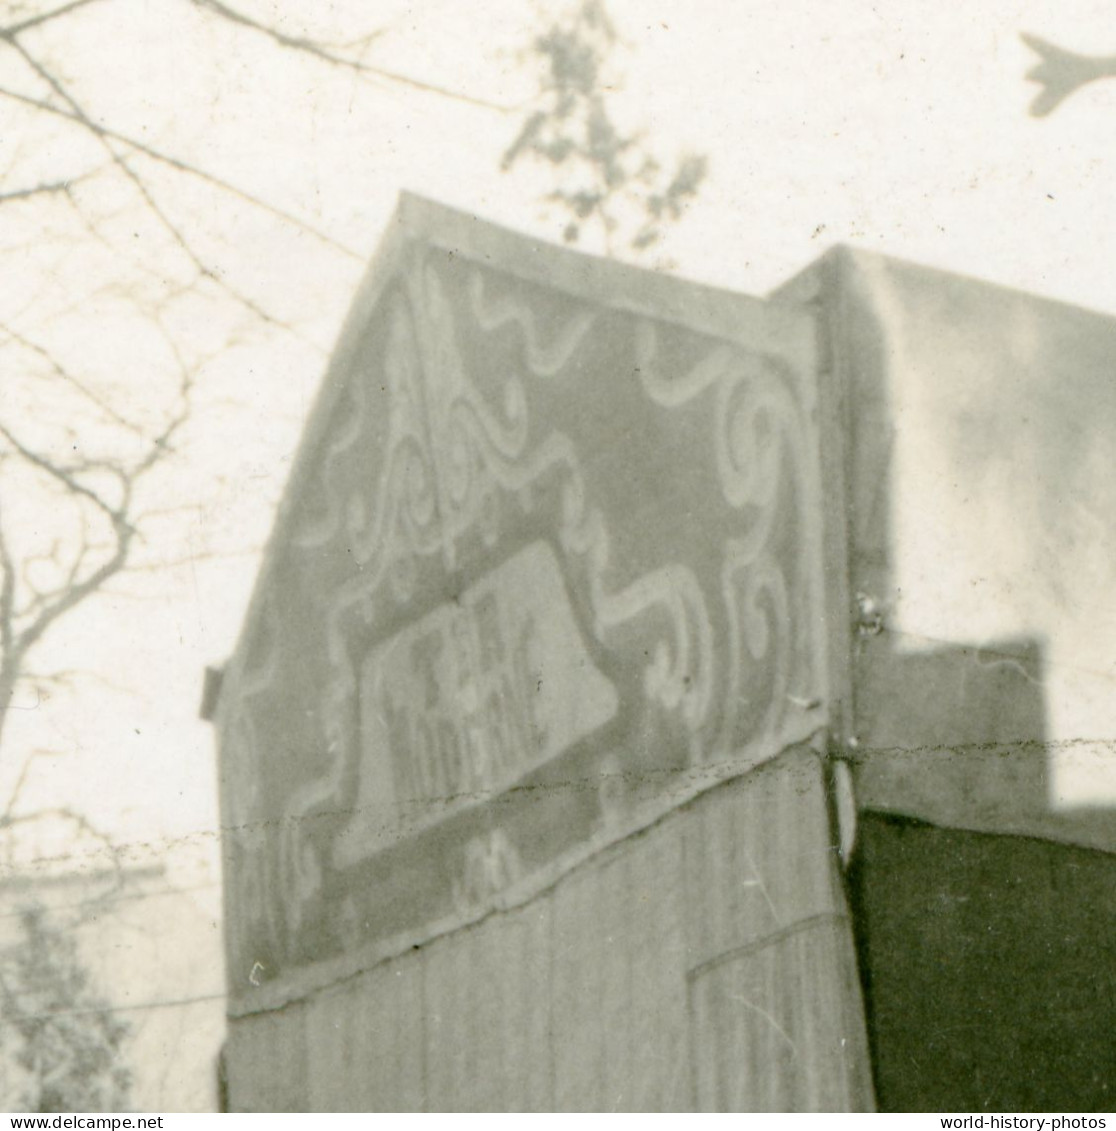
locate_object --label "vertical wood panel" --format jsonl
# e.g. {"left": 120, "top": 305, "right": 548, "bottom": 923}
{"left": 690, "top": 917, "right": 871, "bottom": 1111}
{"left": 551, "top": 864, "right": 607, "bottom": 1110}
{"left": 458, "top": 920, "right": 504, "bottom": 1111}
{"left": 227, "top": 1004, "right": 308, "bottom": 1112}
{"left": 836, "top": 913, "right": 876, "bottom": 1108}
{"left": 389, "top": 955, "right": 428, "bottom": 1110}
{"left": 307, "top": 953, "right": 426, "bottom": 1111}
{"left": 682, "top": 748, "right": 872, "bottom": 1112}
{"left": 523, "top": 901, "right": 556, "bottom": 1110}
{"left": 230, "top": 747, "right": 872, "bottom": 1112}
{"left": 305, "top": 982, "right": 358, "bottom": 1110}
{"left": 625, "top": 820, "right": 691, "bottom": 1111}
{"left": 597, "top": 853, "right": 632, "bottom": 1111}
{"left": 744, "top": 751, "right": 838, "bottom": 926}
{"left": 342, "top": 965, "right": 393, "bottom": 1110}
{"left": 419, "top": 900, "right": 557, "bottom": 1111}
{"left": 423, "top": 929, "right": 472, "bottom": 1110}
{"left": 685, "top": 750, "right": 843, "bottom": 972}
{"left": 491, "top": 901, "right": 553, "bottom": 1110}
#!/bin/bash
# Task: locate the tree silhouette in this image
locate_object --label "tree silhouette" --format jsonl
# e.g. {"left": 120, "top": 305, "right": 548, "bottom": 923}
{"left": 0, "top": 901, "right": 131, "bottom": 1112}
{"left": 503, "top": 0, "right": 707, "bottom": 254}
{"left": 0, "top": 0, "right": 477, "bottom": 780}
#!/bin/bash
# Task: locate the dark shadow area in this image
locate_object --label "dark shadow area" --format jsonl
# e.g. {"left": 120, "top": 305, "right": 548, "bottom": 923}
{"left": 846, "top": 637, "right": 1116, "bottom": 1110}
{"left": 848, "top": 811, "right": 1116, "bottom": 1112}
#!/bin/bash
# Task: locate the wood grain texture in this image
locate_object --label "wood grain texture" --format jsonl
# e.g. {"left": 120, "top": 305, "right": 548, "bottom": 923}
{"left": 226, "top": 1002, "right": 308, "bottom": 1112}
{"left": 226, "top": 746, "right": 872, "bottom": 1112}
{"left": 689, "top": 916, "right": 873, "bottom": 1111}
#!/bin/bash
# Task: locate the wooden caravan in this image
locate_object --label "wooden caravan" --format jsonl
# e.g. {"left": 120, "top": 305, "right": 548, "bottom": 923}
{"left": 215, "top": 197, "right": 1116, "bottom": 1111}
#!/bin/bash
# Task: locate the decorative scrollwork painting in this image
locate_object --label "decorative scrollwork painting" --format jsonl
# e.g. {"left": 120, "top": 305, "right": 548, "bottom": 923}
{"left": 218, "top": 200, "right": 826, "bottom": 1011}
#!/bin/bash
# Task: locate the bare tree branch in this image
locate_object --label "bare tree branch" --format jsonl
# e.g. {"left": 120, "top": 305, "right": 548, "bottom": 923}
{"left": 24, "top": 668, "right": 142, "bottom": 699}
{"left": 0, "top": 414, "right": 169, "bottom": 726}
{"left": 10, "top": 40, "right": 293, "bottom": 328}
{"left": 0, "top": 178, "right": 76, "bottom": 203}
{"left": 0, "top": 319, "right": 146, "bottom": 434}
{"left": 187, "top": 0, "right": 516, "bottom": 113}
{"left": 0, "top": 488, "right": 16, "bottom": 673}
{"left": 0, "top": 83, "right": 363, "bottom": 260}
{"left": 0, "top": 421, "right": 127, "bottom": 522}
{"left": 0, "top": 0, "right": 108, "bottom": 39}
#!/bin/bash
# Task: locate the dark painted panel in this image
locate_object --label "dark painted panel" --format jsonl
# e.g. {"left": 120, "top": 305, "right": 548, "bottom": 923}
{"left": 218, "top": 201, "right": 826, "bottom": 1013}
{"left": 850, "top": 812, "right": 1116, "bottom": 1112}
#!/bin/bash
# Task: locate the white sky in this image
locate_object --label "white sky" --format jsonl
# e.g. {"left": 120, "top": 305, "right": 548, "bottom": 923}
{"left": 3, "top": 0, "right": 1116, "bottom": 858}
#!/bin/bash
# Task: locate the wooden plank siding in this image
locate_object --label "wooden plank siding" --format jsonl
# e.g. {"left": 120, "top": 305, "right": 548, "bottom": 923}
{"left": 227, "top": 745, "right": 872, "bottom": 1111}
{"left": 225, "top": 1001, "right": 310, "bottom": 1112}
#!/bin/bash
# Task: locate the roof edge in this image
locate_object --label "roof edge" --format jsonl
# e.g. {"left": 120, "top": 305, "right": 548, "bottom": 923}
{"left": 395, "top": 191, "right": 814, "bottom": 353}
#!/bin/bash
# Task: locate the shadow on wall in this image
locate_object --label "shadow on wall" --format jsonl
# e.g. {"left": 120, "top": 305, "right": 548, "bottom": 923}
{"left": 845, "top": 636, "right": 1116, "bottom": 1113}
{"left": 770, "top": 245, "right": 1116, "bottom": 1112}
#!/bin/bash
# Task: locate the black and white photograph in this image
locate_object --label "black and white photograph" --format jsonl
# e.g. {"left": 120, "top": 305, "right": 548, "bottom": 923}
{"left": 1, "top": 0, "right": 1115, "bottom": 1115}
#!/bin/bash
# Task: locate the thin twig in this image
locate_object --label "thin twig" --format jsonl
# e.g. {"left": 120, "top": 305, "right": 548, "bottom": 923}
{"left": 0, "top": 319, "right": 146, "bottom": 434}
{"left": 189, "top": 0, "right": 515, "bottom": 113}
{"left": 0, "top": 0, "right": 107, "bottom": 39}
{"left": 0, "top": 84, "right": 362, "bottom": 260}
{"left": 11, "top": 42, "right": 287, "bottom": 327}
{"left": 0, "top": 179, "right": 74, "bottom": 203}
